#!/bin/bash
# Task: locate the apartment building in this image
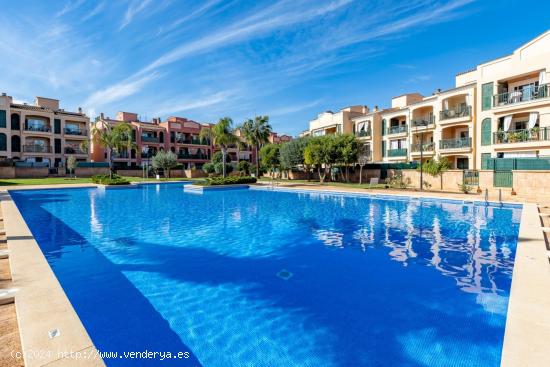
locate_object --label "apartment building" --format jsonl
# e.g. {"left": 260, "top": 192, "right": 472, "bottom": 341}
{"left": 0, "top": 94, "right": 89, "bottom": 168}
{"left": 91, "top": 112, "right": 212, "bottom": 169}
{"left": 304, "top": 30, "right": 550, "bottom": 171}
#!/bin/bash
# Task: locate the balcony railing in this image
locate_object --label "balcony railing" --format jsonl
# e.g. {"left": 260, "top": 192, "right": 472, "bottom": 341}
{"left": 355, "top": 128, "right": 371, "bottom": 137}
{"left": 387, "top": 125, "right": 407, "bottom": 135}
{"left": 141, "top": 136, "right": 159, "bottom": 143}
{"left": 112, "top": 151, "right": 130, "bottom": 158}
{"left": 493, "top": 84, "right": 549, "bottom": 107}
{"left": 177, "top": 153, "right": 209, "bottom": 160}
{"left": 411, "top": 142, "right": 435, "bottom": 152}
{"left": 411, "top": 115, "right": 435, "bottom": 127}
{"left": 25, "top": 125, "right": 51, "bottom": 132}
{"left": 64, "top": 147, "right": 86, "bottom": 154}
{"left": 493, "top": 126, "right": 550, "bottom": 144}
{"left": 64, "top": 127, "right": 87, "bottom": 136}
{"left": 23, "top": 144, "right": 51, "bottom": 153}
{"left": 387, "top": 148, "right": 407, "bottom": 157}
{"left": 439, "top": 137, "right": 471, "bottom": 150}
{"left": 175, "top": 137, "right": 209, "bottom": 145}
{"left": 440, "top": 106, "right": 471, "bottom": 120}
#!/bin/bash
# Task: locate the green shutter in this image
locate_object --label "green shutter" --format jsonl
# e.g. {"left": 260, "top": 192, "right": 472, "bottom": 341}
{"left": 481, "top": 153, "right": 491, "bottom": 170}
{"left": 382, "top": 141, "right": 386, "bottom": 157}
{"left": 0, "top": 110, "right": 6, "bottom": 128}
{"left": 0, "top": 133, "right": 6, "bottom": 151}
{"left": 482, "top": 83, "right": 493, "bottom": 111}
{"left": 481, "top": 118, "right": 492, "bottom": 146}
{"left": 54, "top": 119, "right": 61, "bottom": 134}
{"left": 381, "top": 119, "right": 386, "bottom": 136}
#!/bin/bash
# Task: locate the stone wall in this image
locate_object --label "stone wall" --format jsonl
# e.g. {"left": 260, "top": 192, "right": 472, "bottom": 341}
{"left": 0, "top": 167, "right": 16, "bottom": 179}
{"left": 513, "top": 170, "right": 550, "bottom": 197}
{"left": 398, "top": 169, "right": 464, "bottom": 191}
{"left": 75, "top": 167, "right": 110, "bottom": 177}
{"left": 14, "top": 167, "right": 49, "bottom": 178}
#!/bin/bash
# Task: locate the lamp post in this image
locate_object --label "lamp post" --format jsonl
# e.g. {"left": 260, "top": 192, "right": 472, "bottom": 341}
{"left": 416, "top": 117, "right": 430, "bottom": 191}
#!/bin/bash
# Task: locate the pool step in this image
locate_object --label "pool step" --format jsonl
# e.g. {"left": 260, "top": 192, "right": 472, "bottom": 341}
{"left": 0, "top": 288, "right": 17, "bottom": 305}
{"left": 0, "top": 250, "right": 8, "bottom": 259}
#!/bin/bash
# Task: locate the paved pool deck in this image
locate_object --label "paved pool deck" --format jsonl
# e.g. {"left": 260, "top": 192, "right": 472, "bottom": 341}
{"left": 1, "top": 182, "right": 549, "bottom": 367}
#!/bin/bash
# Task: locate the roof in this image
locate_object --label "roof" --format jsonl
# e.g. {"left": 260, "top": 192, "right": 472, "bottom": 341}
{"left": 10, "top": 103, "right": 86, "bottom": 117}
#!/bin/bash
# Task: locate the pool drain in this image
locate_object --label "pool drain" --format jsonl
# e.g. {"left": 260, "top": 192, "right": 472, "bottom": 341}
{"left": 277, "top": 269, "right": 293, "bottom": 280}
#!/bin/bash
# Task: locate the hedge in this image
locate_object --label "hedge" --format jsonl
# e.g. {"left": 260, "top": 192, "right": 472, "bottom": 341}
{"left": 195, "top": 176, "right": 257, "bottom": 186}
{"left": 91, "top": 174, "right": 131, "bottom": 185}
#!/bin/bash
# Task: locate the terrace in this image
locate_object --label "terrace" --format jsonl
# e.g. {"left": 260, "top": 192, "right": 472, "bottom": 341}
{"left": 386, "top": 115, "right": 407, "bottom": 136}
{"left": 439, "top": 94, "right": 472, "bottom": 123}
{"left": 493, "top": 70, "right": 549, "bottom": 108}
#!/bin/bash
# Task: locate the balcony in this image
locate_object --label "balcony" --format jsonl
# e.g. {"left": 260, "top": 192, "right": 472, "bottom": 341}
{"left": 439, "top": 137, "right": 471, "bottom": 150}
{"left": 387, "top": 148, "right": 407, "bottom": 157}
{"left": 355, "top": 127, "right": 371, "bottom": 138}
{"left": 141, "top": 136, "right": 159, "bottom": 143}
{"left": 64, "top": 147, "right": 86, "bottom": 154}
{"left": 411, "top": 115, "right": 435, "bottom": 128}
{"left": 175, "top": 137, "right": 209, "bottom": 145}
{"left": 23, "top": 144, "right": 51, "bottom": 153}
{"left": 177, "top": 153, "right": 209, "bottom": 160}
{"left": 64, "top": 127, "right": 87, "bottom": 136}
{"left": 387, "top": 125, "right": 407, "bottom": 135}
{"left": 440, "top": 106, "right": 471, "bottom": 121}
{"left": 112, "top": 152, "right": 130, "bottom": 159}
{"left": 493, "top": 84, "right": 549, "bottom": 107}
{"left": 411, "top": 142, "right": 435, "bottom": 153}
{"left": 493, "top": 126, "right": 550, "bottom": 144}
{"left": 25, "top": 125, "right": 51, "bottom": 133}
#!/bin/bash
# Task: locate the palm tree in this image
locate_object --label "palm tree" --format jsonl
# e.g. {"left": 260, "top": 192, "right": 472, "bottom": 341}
{"left": 240, "top": 115, "right": 272, "bottom": 177}
{"left": 200, "top": 117, "right": 237, "bottom": 178}
{"left": 92, "top": 122, "right": 135, "bottom": 178}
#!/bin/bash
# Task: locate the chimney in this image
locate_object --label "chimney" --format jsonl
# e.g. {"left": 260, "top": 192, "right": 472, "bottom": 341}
{"left": 1, "top": 93, "right": 5, "bottom": 96}
{"left": 434, "top": 88, "right": 441, "bottom": 95}
{"left": 78, "top": 107, "right": 82, "bottom": 114}
{"left": 100, "top": 112, "right": 105, "bottom": 120}
{"left": 373, "top": 105, "right": 379, "bottom": 112}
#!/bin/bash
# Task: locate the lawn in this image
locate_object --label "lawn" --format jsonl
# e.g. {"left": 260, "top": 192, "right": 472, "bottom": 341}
{"left": 0, "top": 176, "right": 191, "bottom": 186}
{"left": 258, "top": 177, "right": 388, "bottom": 190}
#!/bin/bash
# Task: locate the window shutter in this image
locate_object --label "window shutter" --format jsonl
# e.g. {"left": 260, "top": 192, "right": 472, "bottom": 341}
{"left": 54, "top": 119, "right": 61, "bottom": 134}
{"left": 0, "top": 110, "right": 6, "bottom": 128}
{"left": 382, "top": 141, "right": 386, "bottom": 157}
{"left": 481, "top": 118, "right": 491, "bottom": 146}
{"left": 481, "top": 153, "right": 491, "bottom": 170}
{"left": 381, "top": 119, "right": 386, "bottom": 136}
{"left": 482, "top": 83, "right": 493, "bottom": 111}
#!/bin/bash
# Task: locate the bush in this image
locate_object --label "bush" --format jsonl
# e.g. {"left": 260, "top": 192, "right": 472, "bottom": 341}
{"left": 195, "top": 176, "right": 257, "bottom": 186}
{"left": 214, "top": 162, "right": 233, "bottom": 175}
{"left": 212, "top": 151, "right": 231, "bottom": 164}
{"left": 202, "top": 162, "right": 216, "bottom": 174}
{"left": 236, "top": 160, "right": 251, "bottom": 175}
{"left": 91, "top": 174, "right": 130, "bottom": 185}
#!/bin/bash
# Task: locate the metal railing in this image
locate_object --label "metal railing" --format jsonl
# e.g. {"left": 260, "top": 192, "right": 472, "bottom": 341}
{"left": 25, "top": 125, "right": 51, "bottom": 132}
{"left": 493, "top": 126, "right": 550, "bottom": 144}
{"left": 141, "top": 136, "right": 159, "bottom": 143}
{"left": 411, "top": 142, "right": 434, "bottom": 152}
{"left": 463, "top": 170, "right": 479, "bottom": 186}
{"left": 387, "top": 125, "right": 408, "bottom": 135}
{"left": 177, "top": 153, "right": 209, "bottom": 160}
{"left": 23, "top": 144, "right": 51, "bottom": 153}
{"left": 387, "top": 148, "right": 407, "bottom": 157}
{"left": 440, "top": 105, "right": 471, "bottom": 120}
{"left": 112, "top": 151, "right": 130, "bottom": 158}
{"left": 64, "top": 127, "right": 87, "bottom": 136}
{"left": 411, "top": 115, "right": 435, "bottom": 127}
{"left": 493, "top": 84, "right": 549, "bottom": 106}
{"left": 439, "top": 137, "right": 471, "bottom": 150}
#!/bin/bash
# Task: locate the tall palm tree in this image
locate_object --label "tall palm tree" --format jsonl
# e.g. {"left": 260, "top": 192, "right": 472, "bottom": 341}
{"left": 240, "top": 115, "right": 272, "bottom": 177}
{"left": 200, "top": 117, "right": 237, "bottom": 178}
{"left": 92, "top": 122, "right": 135, "bottom": 178}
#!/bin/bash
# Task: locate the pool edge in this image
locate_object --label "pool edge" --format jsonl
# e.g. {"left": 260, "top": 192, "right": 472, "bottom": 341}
{"left": 1, "top": 191, "right": 105, "bottom": 367}
{"left": 500, "top": 203, "right": 550, "bottom": 367}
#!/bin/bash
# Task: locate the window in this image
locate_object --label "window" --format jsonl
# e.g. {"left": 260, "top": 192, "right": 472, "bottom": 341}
{"left": 381, "top": 119, "right": 386, "bottom": 136}
{"left": 55, "top": 139, "right": 61, "bottom": 154}
{"left": 11, "top": 136, "right": 20, "bottom": 152}
{"left": 482, "top": 82, "right": 493, "bottom": 110}
{"left": 54, "top": 119, "right": 61, "bottom": 134}
{"left": 514, "top": 121, "right": 527, "bottom": 130}
{"left": 381, "top": 141, "right": 386, "bottom": 157}
{"left": 457, "top": 158, "right": 469, "bottom": 170}
{"left": 11, "top": 114, "right": 20, "bottom": 130}
{"left": 481, "top": 118, "right": 491, "bottom": 146}
{"left": 0, "top": 110, "right": 5, "bottom": 128}
{"left": 0, "top": 133, "right": 6, "bottom": 151}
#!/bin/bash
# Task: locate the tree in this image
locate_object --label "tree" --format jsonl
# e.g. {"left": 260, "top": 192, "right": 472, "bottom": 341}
{"left": 212, "top": 151, "right": 231, "bottom": 164}
{"left": 66, "top": 155, "right": 77, "bottom": 178}
{"left": 152, "top": 150, "right": 178, "bottom": 178}
{"left": 304, "top": 135, "right": 338, "bottom": 183}
{"left": 92, "top": 122, "right": 135, "bottom": 179}
{"left": 200, "top": 117, "right": 237, "bottom": 178}
{"left": 236, "top": 160, "right": 251, "bottom": 175}
{"left": 79, "top": 139, "right": 89, "bottom": 154}
{"left": 260, "top": 143, "right": 280, "bottom": 177}
{"left": 279, "top": 137, "right": 309, "bottom": 172}
{"left": 336, "top": 134, "right": 358, "bottom": 182}
{"left": 240, "top": 115, "right": 272, "bottom": 177}
{"left": 418, "top": 156, "right": 451, "bottom": 190}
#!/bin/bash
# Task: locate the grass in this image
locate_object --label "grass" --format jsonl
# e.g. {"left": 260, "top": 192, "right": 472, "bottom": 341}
{"left": 0, "top": 176, "right": 191, "bottom": 186}
{"left": 258, "top": 177, "right": 388, "bottom": 190}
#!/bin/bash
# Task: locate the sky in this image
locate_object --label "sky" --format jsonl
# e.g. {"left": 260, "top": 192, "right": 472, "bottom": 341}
{"left": 1, "top": 0, "right": 549, "bottom": 136}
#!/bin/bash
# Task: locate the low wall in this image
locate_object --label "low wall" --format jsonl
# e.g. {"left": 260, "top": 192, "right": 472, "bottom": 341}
{"left": 400, "top": 170, "right": 464, "bottom": 191}
{"left": 116, "top": 169, "right": 143, "bottom": 177}
{"left": 0, "top": 166, "right": 16, "bottom": 178}
{"left": 14, "top": 167, "right": 49, "bottom": 178}
{"left": 513, "top": 170, "right": 550, "bottom": 197}
{"left": 75, "top": 167, "right": 110, "bottom": 177}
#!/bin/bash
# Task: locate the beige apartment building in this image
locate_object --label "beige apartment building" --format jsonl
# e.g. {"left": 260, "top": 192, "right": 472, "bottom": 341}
{"left": 302, "top": 30, "right": 550, "bottom": 171}
{"left": 0, "top": 94, "right": 89, "bottom": 169}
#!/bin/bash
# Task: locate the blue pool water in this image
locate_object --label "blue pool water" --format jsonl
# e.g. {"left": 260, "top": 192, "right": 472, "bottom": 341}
{"left": 11, "top": 184, "right": 522, "bottom": 367}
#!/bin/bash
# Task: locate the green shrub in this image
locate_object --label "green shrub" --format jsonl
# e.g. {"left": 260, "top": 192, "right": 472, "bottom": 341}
{"left": 212, "top": 151, "right": 231, "bottom": 164}
{"left": 195, "top": 176, "right": 257, "bottom": 186}
{"left": 236, "top": 160, "right": 251, "bottom": 175}
{"left": 202, "top": 162, "right": 216, "bottom": 174}
{"left": 91, "top": 174, "right": 130, "bottom": 185}
{"left": 214, "top": 162, "right": 233, "bottom": 175}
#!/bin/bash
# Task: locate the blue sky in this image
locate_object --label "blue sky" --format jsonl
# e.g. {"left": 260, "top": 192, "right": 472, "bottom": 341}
{"left": 1, "top": 0, "right": 549, "bottom": 135}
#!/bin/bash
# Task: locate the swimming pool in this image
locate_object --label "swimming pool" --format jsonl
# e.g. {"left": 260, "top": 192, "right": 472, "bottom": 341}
{"left": 11, "top": 184, "right": 522, "bottom": 367}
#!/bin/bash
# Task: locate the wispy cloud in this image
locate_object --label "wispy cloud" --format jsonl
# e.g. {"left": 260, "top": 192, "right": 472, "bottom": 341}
{"left": 120, "top": 0, "right": 153, "bottom": 30}
{"left": 84, "top": 72, "right": 159, "bottom": 109}
{"left": 156, "top": 0, "right": 224, "bottom": 36}
{"left": 153, "top": 90, "right": 236, "bottom": 116}
{"left": 269, "top": 99, "right": 324, "bottom": 117}
{"left": 56, "top": 0, "right": 86, "bottom": 17}
{"left": 83, "top": 1, "right": 106, "bottom": 21}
